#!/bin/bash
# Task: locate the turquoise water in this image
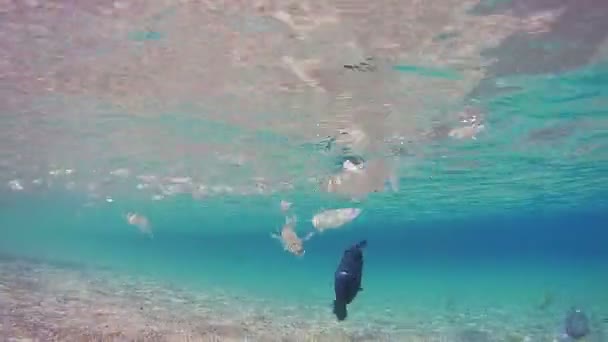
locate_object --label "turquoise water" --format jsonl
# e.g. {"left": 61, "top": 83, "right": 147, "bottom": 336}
{"left": 1, "top": 189, "right": 607, "bottom": 339}
{"left": 1, "top": 1, "right": 608, "bottom": 340}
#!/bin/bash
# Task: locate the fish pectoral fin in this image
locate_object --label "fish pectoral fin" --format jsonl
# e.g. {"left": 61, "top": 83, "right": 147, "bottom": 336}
{"left": 302, "top": 231, "right": 315, "bottom": 241}
{"left": 359, "top": 287, "right": 363, "bottom": 291}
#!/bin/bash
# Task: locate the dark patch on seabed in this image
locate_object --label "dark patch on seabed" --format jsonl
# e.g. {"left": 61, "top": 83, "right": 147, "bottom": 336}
{"left": 466, "top": 0, "right": 608, "bottom": 100}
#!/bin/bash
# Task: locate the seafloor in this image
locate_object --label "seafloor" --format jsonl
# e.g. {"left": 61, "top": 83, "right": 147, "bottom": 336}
{"left": 1, "top": 255, "right": 606, "bottom": 342}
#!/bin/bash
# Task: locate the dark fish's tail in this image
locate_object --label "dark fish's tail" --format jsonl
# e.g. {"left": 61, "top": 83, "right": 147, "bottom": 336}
{"left": 333, "top": 300, "right": 348, "bottom": 321}
{"left": 355, "top": 240, "right": 367, "bottom": 249}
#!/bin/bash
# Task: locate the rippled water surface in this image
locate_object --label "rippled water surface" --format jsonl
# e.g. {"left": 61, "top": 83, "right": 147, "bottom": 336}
{"left": 1, "top": 0, "right": 608, "bottom": 340}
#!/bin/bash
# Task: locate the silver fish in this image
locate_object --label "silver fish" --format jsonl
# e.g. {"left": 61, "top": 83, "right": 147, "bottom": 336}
{"left": 312, "top": 208, "right": 362, "bottom": 232}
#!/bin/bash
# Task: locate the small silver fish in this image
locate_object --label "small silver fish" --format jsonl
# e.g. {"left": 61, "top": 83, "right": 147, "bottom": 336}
{"left": 312, "top": 208, "right": 362, "bottom": 232}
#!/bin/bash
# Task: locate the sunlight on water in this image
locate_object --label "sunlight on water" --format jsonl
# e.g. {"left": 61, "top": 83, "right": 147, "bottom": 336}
{"left": 1, "top": 0, "right": 608, "bottom": 340}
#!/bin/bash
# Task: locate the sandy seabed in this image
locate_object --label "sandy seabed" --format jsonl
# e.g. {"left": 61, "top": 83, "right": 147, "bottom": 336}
{"left": 0, "top": 255, "right": 606, "bottom": 342}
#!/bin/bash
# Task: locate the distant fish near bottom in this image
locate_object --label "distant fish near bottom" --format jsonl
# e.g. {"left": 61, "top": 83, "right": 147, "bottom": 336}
{"left": 312, "top": 208, "right": 362, "bottom": 232}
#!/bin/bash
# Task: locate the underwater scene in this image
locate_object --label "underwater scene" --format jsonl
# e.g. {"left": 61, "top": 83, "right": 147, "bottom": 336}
{"left": 1, "top": 0, "right": 608, "bottom": 341}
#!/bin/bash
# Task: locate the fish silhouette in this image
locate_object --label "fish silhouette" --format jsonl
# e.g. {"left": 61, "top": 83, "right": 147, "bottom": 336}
{"left": 332, "top": 240, "right": 367, "bottom": 321}
{"left": 271, "top": 215, "right": 313, "bottom": 257}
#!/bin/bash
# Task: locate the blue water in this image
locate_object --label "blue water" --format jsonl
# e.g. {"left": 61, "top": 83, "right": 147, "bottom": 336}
{"left": 2, "top": 61, "right": 608, "bottom": 338}
{"left": 1, "top": 2, "right": 608, "bottom": 339}
{"left": 2, "top": 189, "right": 607, "bottom": 339}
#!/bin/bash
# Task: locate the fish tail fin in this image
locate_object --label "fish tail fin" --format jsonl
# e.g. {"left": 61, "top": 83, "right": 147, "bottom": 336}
{"left": 356, "top": 240, "right": 367, "bottom": 249}
{"left": 302, "top": 231, "right": 315, "bottom": 241}
{"left": 333, "top": 300, "right": 347, "bottom": 321}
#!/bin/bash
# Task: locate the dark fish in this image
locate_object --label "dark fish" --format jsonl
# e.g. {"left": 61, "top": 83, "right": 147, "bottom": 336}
{"left": 333, "top": 240, "right": 367, "bottom": 321}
